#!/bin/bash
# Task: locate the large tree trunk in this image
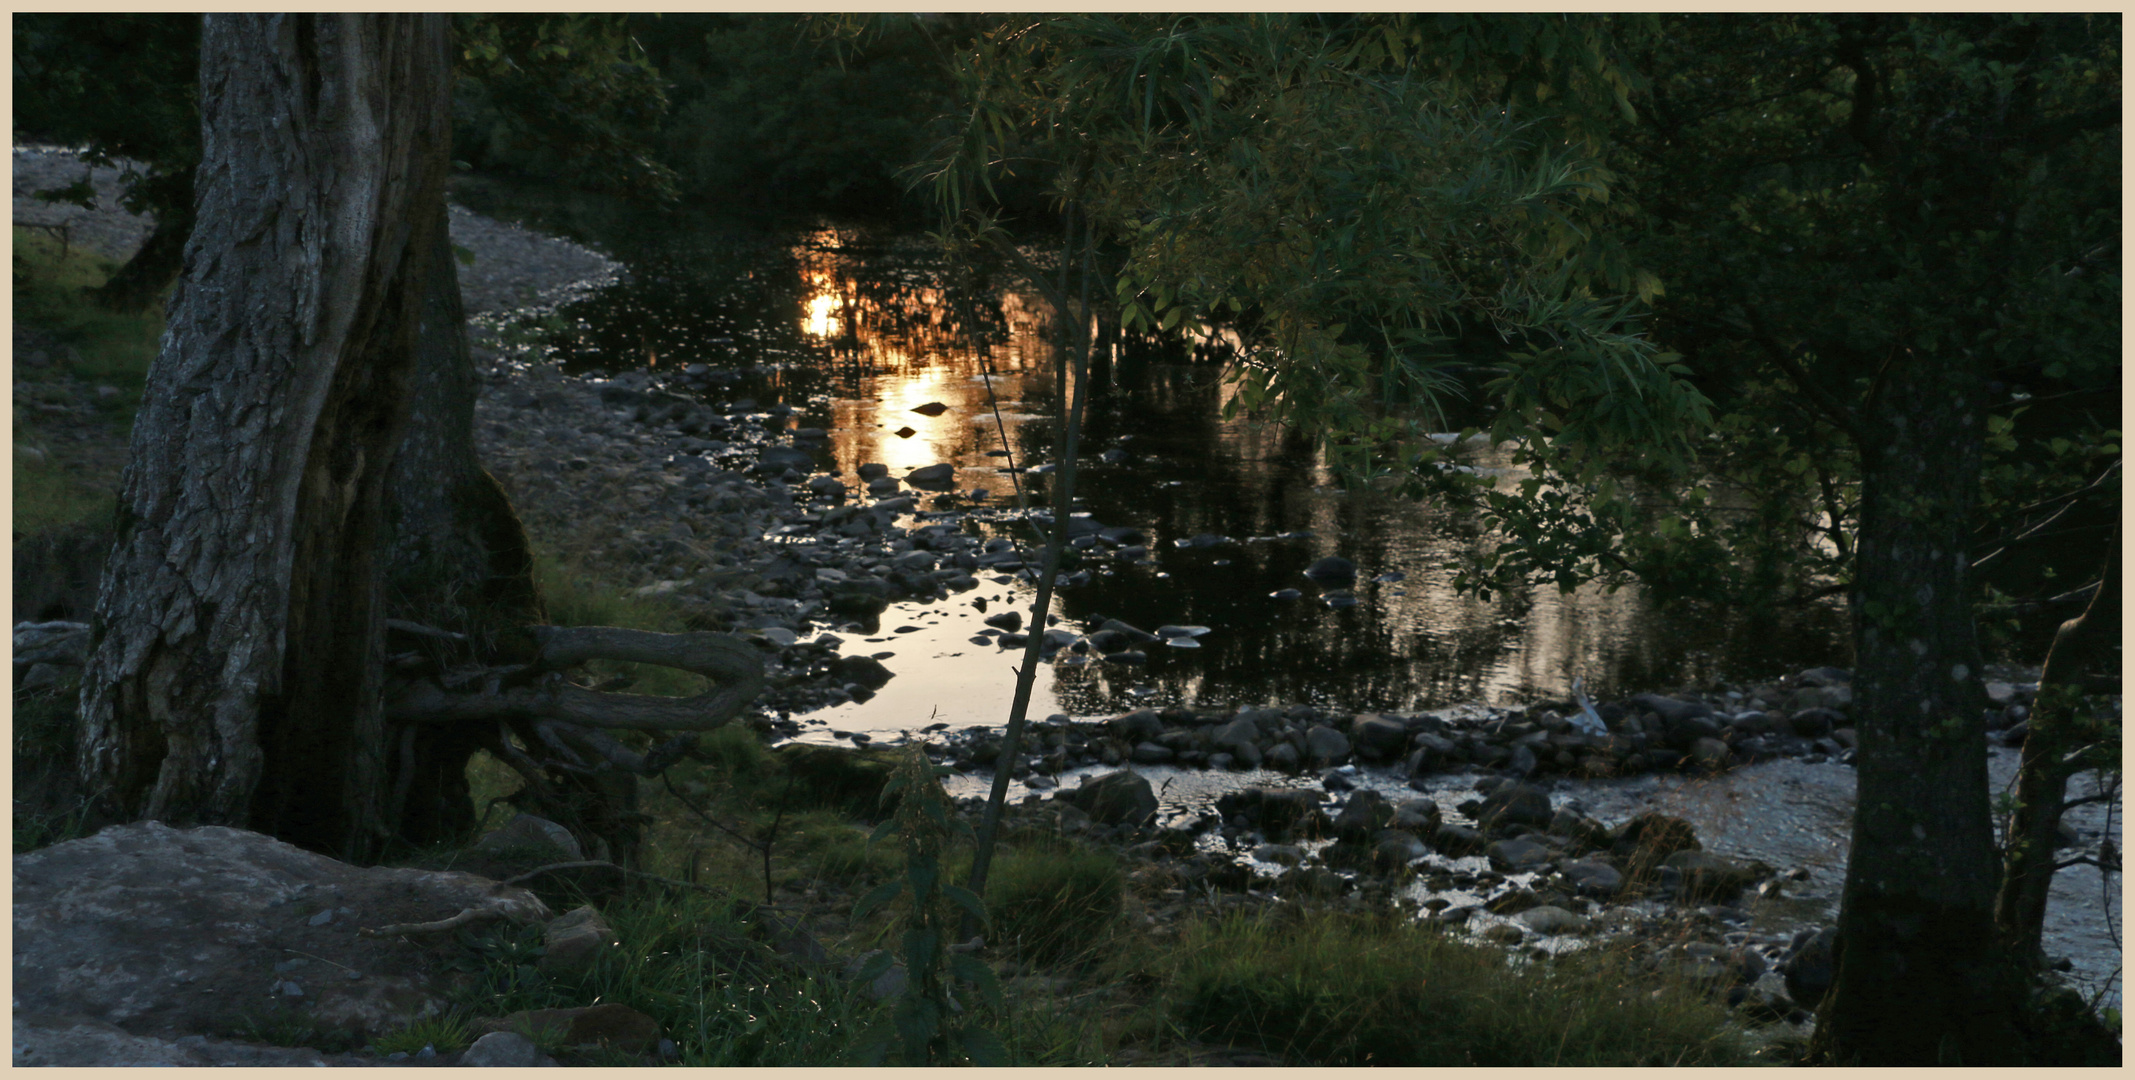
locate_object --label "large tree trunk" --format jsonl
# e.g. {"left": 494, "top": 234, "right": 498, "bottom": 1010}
{"left": 1994, "top": 521, "right": 2120, "bottom": 964}
{"left": 372, "top": 198, "right": 548, "bottom": 851}
{"left": 1808, "top": 352, "right": 2025, "bottom": 1064}
{"left": 77, "top": 14, "right": 455, "bottom": 862}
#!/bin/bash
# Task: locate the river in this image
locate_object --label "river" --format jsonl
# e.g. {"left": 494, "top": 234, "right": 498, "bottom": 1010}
{"left": 456, "top": 188, "right": 1848, "bottom": 737}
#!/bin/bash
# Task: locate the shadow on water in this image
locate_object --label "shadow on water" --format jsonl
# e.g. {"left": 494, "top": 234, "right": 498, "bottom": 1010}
{"left": 456, "top": 180, "right": 1848, "bottom": 733}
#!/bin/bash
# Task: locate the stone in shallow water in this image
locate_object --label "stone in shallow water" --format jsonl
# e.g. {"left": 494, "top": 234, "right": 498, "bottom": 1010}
{"left": 1559, "top": 859, "right": 1624, "bottom": 898}
{"left": 1486, "top": 837, "right": 1554, "bottom": 872}
{"left": 1518, "top": 905, "right": 1592, "bottom": 936}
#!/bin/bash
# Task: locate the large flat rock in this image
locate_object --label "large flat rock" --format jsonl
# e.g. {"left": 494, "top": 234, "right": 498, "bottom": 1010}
{"left": 14, "top": 821, "right": 550, "bottom": 1045}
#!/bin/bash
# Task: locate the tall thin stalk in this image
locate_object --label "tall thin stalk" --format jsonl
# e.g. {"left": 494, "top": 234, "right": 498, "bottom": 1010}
{"left": 962, "top": 210, "right": 1100, "bottom": 929}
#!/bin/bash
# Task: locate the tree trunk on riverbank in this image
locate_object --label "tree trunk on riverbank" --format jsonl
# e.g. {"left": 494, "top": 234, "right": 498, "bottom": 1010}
{"left": 78, "top": 14, "right": 456, "bottom": 861}
{"left": 372, "top": 199, "right": 548, "bottom": 849}
{"left": 1994, "top": 521, "right": 2120, "bottom": 964}
{"left": 1807, "top": 351, "right": 2027, "bottom": 1064}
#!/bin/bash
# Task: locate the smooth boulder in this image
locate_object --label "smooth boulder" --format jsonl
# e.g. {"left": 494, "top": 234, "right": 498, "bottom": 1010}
{"left": 1058, "top": 770, "right": 1159, "bottom": 827}
{"left": 15, "top": 822, "right": 550, "bottom": 1047}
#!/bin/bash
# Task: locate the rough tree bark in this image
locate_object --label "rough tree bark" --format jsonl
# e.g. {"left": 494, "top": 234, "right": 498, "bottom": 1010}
{"left": 1994, "top": 520, "right": 2120, "bottom": 964}
{"left": 77, "top": 14, "right": 766, "bottom": 865}
{"left": 371, "top": 199, "right": 545, "bottom": 848}
{"left": 1808, "top": 352, "right": 2026, "bottom": 1064}
{"left": 78, "top": 14, "right": 456, "bottom": 860}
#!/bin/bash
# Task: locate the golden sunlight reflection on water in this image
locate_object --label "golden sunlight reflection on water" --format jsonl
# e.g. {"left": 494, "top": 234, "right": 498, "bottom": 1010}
{"left": 758, "top": 224, "right": 1842, "bottom": 742}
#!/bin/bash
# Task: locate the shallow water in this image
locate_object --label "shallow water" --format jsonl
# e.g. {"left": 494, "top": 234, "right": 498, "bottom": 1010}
{"left": 470, "top": 197, "right": 1846, "bottom": 737}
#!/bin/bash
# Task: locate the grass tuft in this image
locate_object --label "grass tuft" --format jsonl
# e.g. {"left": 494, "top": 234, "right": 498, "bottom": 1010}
{"left": 983, "top": 842, "right": 1124, "bottom": 964}
{"left": 1148, "top": 909, "right": 1755, "bottom": 1066}
{"left": 369, "top": 1012, "right": 474, "bottom": 1056}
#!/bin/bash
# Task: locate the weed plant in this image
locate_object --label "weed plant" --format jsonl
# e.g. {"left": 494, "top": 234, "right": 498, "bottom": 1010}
{"left": 849, "top": 746, "right": 1006, "bottom": 1065}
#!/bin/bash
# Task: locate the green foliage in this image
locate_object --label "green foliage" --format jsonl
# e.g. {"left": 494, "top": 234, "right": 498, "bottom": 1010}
{"left": 12, "top": 14, "right": 199, "bottom": 222}
{"left": 452, "top": 14, "right": 678, "bottom": 200}
{"left": 1154, "top": 911, "right": 1753, "bottom": 1066}
{"left": 983, "top": 842, "right": 1124, "bottom": 964}
{"left": 630, "top": 14, "right": 960, "bottom": 214}
{"left": 851, "top": 747, "right": 1006, "bottom": 1065}
{"left": 924, "top": 14, "right": 1710, "bottom": 502}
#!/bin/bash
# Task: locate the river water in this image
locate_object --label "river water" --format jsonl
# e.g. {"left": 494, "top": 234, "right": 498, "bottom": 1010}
{"left": 463, "top": 190, "right": 2116, "bottom": 1011}
{"left": 463, "top": 193, "right": 1848, "bottom": 736}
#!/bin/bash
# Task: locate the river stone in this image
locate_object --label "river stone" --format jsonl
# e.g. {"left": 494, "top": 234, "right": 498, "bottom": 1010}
{"left": 1216, "top": 786, "right": 1330, "bottom": 838}
{"left": 478, "top": 1003, "right": 661, "bottom": 1055}
{"left": 1518, "top": 905, "right": 1592, "bottom": 935}
{"left": 827, "top": 655, "right": 895, "bottom": 689}
{"left": 540, "top": 905, "right": 620, "bottom": 977}
{"left": 1059, "top": 770, "right": 1158, "bottom": 826}
{"left": 1662, "top": 850, "right": 1773, "bottom": 900}
{"left": 1109, "top": 708, "right": 1164, "bottom": 742}
{"left": 1791, "top": 684, "right": 1852, "bottom": 711}
{"left": 1252, "top": 843, "right": 1306, "bottom": 866}
{"left": 1689, "top": 737, "right": 1733, "bottom": 772}
{"left": 1485, "top": 837, "right": 1554, "bottom": 872}
{"left": 1131, "top": 741, "right": 1176, "bottom": 765}
{"left": 983, "top": 610, "right": 1023, "bottom": 632}
{"left": 1303, "top": 555, "right": 1357, "bottom": 584}
{"left": 11, "top": 1014, "right": 359, "bottom": 1067}
{"left": 1265, "top": 742, "right": 1301, "bottom": 772}
{"left": 1390, "top": 798, "right": 1440, "bottom": 833}
{"left": 905, "top": 463, "right": 956, "bottom": 487}
{"left": 1373, "top": 830, "right": 1428, "bottom": 866}
{"left": 1209, "top": 717, "right": 1264, "bottom": 766}
{"left": 1304, "top": 725, "right": 1351, "bottom": 765}
{"left": 757, "top": 445, "right": 813, "bottom": 473}
{"left": 1559, "top": 860, "right": 1624, "bottom": 898}
{"left": 1631, "top": 693, "right": 1724, "bottom": 745}
{"left": 1475, "top": 783, "right": 1554, "bottom": 831}
{"left": 1433, "top": 822, "right": 1485, "bottom": 856}
{"left": 1611, "top": 812, "right": 1701, "bottom": 877}
{"left": 1783, "top": 707, "right": 1843, "bottom": 738}
{"left": 1406, "top": 732, "right": 1460, "bottom": 775}
{"left": 1332, "top": 790, "right": 1395, "bottom": 840}
{"left": 14, "top": 822, "right": 550, "bottom": 1046}
{"left": 1780, "top": 927, "right": 1837, "bottom": 1008}
{"left": 1350, "top": 714, "right": 1409, "bottom": 762}
{"left": 462, "top": 1031, "right": 556, "bottom": 1068}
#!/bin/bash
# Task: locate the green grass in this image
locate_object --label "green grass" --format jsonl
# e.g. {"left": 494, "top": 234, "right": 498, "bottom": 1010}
{"left": 532, "top": 548, "right": 710, "bottom": 697}
{"left": 13, "top": 227, "right": 163, "bottom": 537}
{"left": 448, "top": 888, "right": 881, "bottom": 1066}
{"left": 12, "top": 227, "right": 163, "bottom": 418}
{"left": 1140, "top": 909, "right": 1756, "bottom": 1067}
{"left": 983, "top": 841, "right": 1124, "bottom": 964}
{"left": 369, "top": 1013, "right": 474, "bottom": 1056}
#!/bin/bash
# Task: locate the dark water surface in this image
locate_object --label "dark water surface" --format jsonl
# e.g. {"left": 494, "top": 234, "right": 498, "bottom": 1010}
{"left": 461, "top": 186, "right": 1847, "bottom": 735}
